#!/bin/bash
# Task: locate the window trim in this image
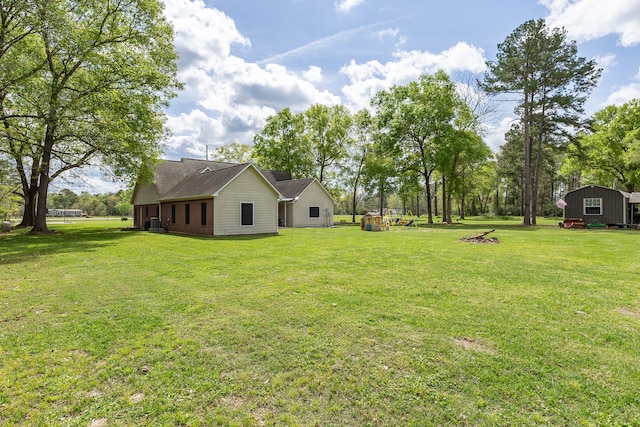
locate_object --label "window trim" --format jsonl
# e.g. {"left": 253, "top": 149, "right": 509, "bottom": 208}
{"left": 309, "top": 206, "right": 320, "bottom": 218}
{"left": 583, "top": 197, "right": 602, "bottom": 215}
{"left": 241, "top": 202, "right": 254, "bottom": 226}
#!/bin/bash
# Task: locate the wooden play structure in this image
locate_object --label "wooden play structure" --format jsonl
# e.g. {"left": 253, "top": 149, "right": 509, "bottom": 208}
{"left": 387, "top": 209, "right": 418, "bottom": 228}
{"left": 361, "top": 210, "right": 419, "bottom": 231}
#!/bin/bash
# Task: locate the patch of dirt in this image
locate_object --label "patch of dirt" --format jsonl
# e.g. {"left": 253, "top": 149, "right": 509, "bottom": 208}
{"left": 220, "top": 395, "right": 245, "bottom": 409}
{"left": 616, "top": 308, "right": 640, "bottom": 318}
{"left": 130, "top": 393, "right": 145, "bottom": 403}
{"left": 87, "top": 390, "right": 105, "bottom": 399}
{"left": 89, "top": 418, "right": 107, "bottom": 427}
{"left": 454, "top": 338, "right": 497, "bottom": 355}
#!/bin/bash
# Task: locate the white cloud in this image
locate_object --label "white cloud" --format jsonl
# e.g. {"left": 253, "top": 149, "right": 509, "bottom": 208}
{"left": 594, "top": 54, "right": 617, "bottom": 73}
{"left": 162, "top": 2, "right": 491, "bottom": 161}
{"left": 166, "top": 110, "right": 225, "bottom": 151}
{"left": 603, "top": 66, "right": 640, "bottom": 106}
{"left": 335, "top": 0, "right": 366, "bottom": 13}
{"left": 340, "top": 42, "right": 487, "bottom": 110}
{"left": 541, "top": 0, "right": 640, "bottom": 46}
{"left": 303, "top": 66, "right": 324, "bottom": 83}
{"left": 485, "top": 117, "right": 518, "bottom": 152}
{"left": 604, "top": 85, "right": 640, "bottom": 106}
{"left": 164, "top": 0, "right": 250, "bottom": 71}
{"left": 378, "top": 28, "right": 399, "bottom": 41}
{"left": 162, "top": 0, "right": 341, "bottom": 151}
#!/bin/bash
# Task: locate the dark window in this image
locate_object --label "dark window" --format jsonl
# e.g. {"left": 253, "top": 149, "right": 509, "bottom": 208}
{"left": 145, "top": 206, "right": 149, "bottom": 216}
{"left": 201, "top": 202, "right": 207, "bottom": 226}
{"left": 171, "top": 204, "right": 176, "bottom": 224}
{"left": 309, "top": 206, "right": 320, "bottom": 218}
{"left": 185, "top": 203, "right": 190, "bottom": 225}
{"left": 155, "top": 206, "right": 159, "bottom": 216}
{"left": 241, "top": 203, "right": 253, "bottom": 226}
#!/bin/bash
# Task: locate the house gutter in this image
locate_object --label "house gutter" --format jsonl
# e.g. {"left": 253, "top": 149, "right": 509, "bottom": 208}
{"left": 158, "top": 195, "right": 215, "bottom": 203}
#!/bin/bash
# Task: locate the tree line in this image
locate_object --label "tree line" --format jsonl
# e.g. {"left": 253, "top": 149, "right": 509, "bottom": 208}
{"left": 48, "top": 188, "right": 132, "bottom": 218}
{"left": 222, "top": 19, "right": 619, "bottom": 224}
{"left": 3, "top": 5, "right": 639, "bottom": 229}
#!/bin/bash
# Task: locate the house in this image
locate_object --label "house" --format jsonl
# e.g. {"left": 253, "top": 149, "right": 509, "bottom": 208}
{"left": 562, "top": 185, "right": 640, "bottom": 227}
{"left": 131, "top": 158, "right": 334, "bottom": 236}
{"left": 276, "top": 178, "right": 335, "bottom": 228}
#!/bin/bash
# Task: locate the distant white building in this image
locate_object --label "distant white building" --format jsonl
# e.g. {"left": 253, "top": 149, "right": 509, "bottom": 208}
{"left": 47, "top": 209, "right": 84, "bottom": 217}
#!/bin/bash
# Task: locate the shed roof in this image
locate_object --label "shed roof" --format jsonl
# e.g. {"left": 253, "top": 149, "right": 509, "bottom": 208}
{"left": 564, "top": 185, "right": 631, "bottom": 199}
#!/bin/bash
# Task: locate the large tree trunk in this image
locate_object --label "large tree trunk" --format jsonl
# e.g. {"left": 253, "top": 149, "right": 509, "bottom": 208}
{"left": 424, "top": 173, "right": 433, "bottom": 224}
{"left": 18, "top": 189, "right": 37, "bottom": 227}
{"left": 31, "top": 130, "right": 54, "bottom": 233}
{"left": 532, "top": 99, "right": 547, "bottom": 226}
{"left": 433, "top": 180, "right": 438, "bottom": 217}
{"left": 523, "top": 92, "right": 532, "bottom": 226}
{"left": 442, "top": 176, "right": 448, "bottom": 223}
{"left": 532, "top": 131, "right": 542, "bottom": 225}
{"left": 378, "top": 182, "right": 385, "bottom": 216}
{"left": 351, "top": 180, "right": 359, "bottom": 223}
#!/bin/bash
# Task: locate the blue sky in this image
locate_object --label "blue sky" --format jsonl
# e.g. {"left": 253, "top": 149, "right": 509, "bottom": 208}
{"left": 79, "top": 0, "right": 640, "bottom": 192}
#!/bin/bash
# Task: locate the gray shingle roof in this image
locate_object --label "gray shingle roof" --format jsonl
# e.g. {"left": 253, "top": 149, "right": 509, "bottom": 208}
{"left": 146, "top": 158, "right": 321, "bottom": 203}
{"left": 275, "top": 178, "right": 315, "bottom": 199}
{"left": 158, "top": 163, "right": 250, "bottom": 201}
{"left": 154, "top": 158, "right": 237, "bottom": 195}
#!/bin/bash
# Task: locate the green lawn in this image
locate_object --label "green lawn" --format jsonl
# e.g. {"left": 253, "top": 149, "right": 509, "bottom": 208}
{"left": 1, "top": 219, "right": 639, "bottom": 426}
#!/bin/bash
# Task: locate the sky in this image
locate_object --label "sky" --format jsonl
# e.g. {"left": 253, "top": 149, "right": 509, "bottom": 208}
{"left": 78, "top": 0, "right": 640, "bottom": 193}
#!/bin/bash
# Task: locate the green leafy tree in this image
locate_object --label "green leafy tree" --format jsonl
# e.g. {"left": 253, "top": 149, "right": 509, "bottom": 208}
{"left": 48, "top": 188, "right": 79, "bottom": 210}
{"left": 115, "top": 188, "right": 133, "bottom": 217}
{"left": 562, "top": 100, "right": 640, "bottom": 192}
{"left": 0, "top": 0, "right": 181, "bottom": 232}
{"left": 211, "top": 141, "right": 254, "bottom": 163}
{"left": 0, "top": 156, "right": 20, "bottom": 219}
{"left": 253, "top": 108, "right": 312, "bottom": 178}
{"left": 482, "top": 19, "right": 601, "bottom": 225}
{"left": 362, "top": 133, "right": 397, "bottom": 216}
{"left": 372, "top": 70, "right": 469, "bottom": 224}
{"left": 438, "top": 130, "right": 491, "bottom": 219}
{"left": 342, "top": 109, "right": 372, "bottom": 222}
{"left": 472, "top": 160, "right": 499, "bottom": 215}
{"left": 304, "top": 104, "right": 352, "bottom": 184}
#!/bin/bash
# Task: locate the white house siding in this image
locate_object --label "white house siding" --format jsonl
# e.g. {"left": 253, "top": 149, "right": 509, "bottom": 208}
{"left": 291, "top": 181, "right": 334, "bottom": 228}
{"left": 132, "top": 183, "right": 160, "bottom": 206}
{"left": 213, "top": 167, "right": 279, "bottom": 236}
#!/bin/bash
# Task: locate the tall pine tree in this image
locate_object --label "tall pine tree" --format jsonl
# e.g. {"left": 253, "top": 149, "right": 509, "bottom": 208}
{"left": 482, "top": 19, "right": 601, "bottom": 225}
